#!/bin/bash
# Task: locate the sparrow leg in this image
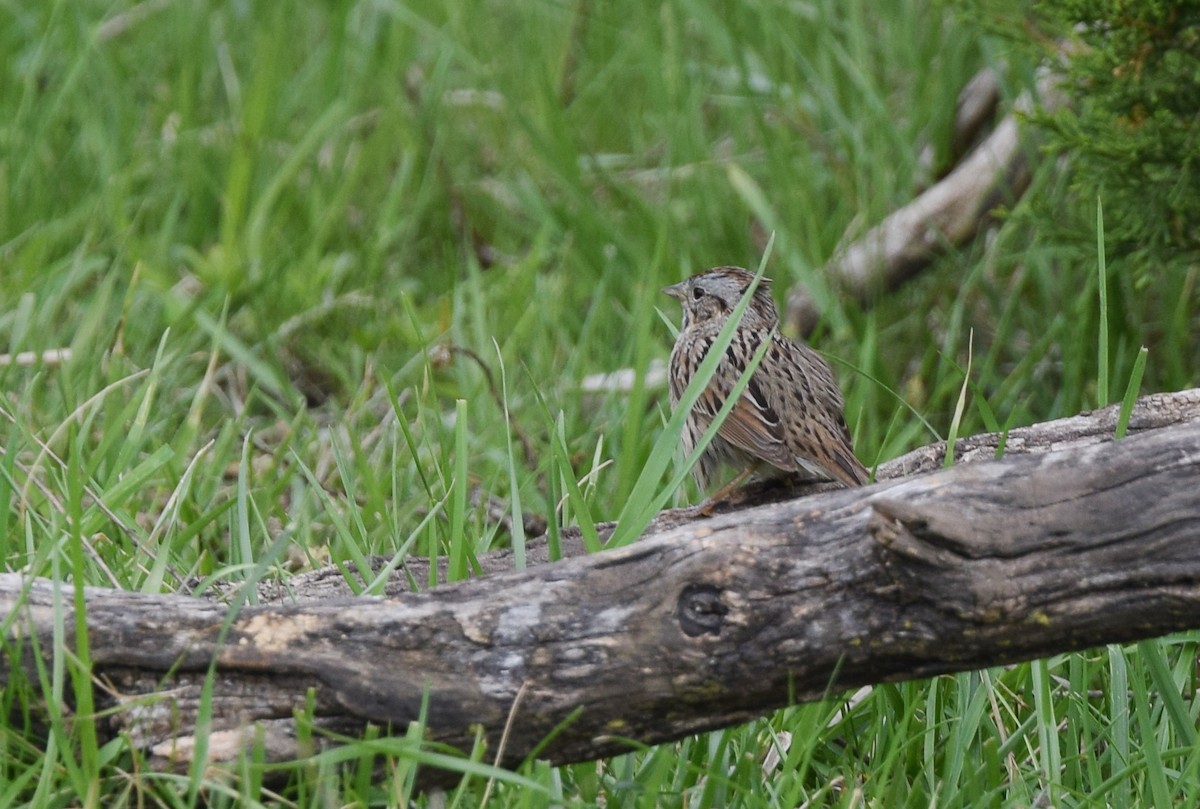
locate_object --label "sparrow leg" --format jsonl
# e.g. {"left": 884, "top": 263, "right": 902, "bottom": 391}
{"left": 693, "top": 465, "right": 758, "bottom": 517}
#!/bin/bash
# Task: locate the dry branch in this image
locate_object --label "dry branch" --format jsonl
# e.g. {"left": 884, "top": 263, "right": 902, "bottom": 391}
{"left": 3, "top": 390, "right": 1200, "bottom": 782}
{"left": 786, "top": 67, "right": 1069, "bottom": 334}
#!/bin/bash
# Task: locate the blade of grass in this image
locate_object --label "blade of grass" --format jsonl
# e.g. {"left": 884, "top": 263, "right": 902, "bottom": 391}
{"left": 1031, "top": 657, "right": 1062, "bottom": 801}
{"left": 232, "top": 431, "right": 257, "bottom": 590}
{"left": 945, "top": 329, "right": 973, "bottom": 467}
{"left": 543, "top": 416, "right": 564, "bottom": 561}
{"left": 1097, "top": 197, "right": 1109, "bottom": 407}
{"left": 1115, "top": 347, "right": 1148, "bottom": 439}
{"left": 495, "top": 344, "right": 527, "bottom": 570}
{"left": 527, "top": 377, "right": 603, "bottom": 553}
{"left": 922, "top": 675, "right": 940, "bottom": 796}
{"left": 1130, "top": 649, "right": 1173, "bottom": 807}
{"left": 966, "top": 377, "right": 1001, "bottom": 434}
{"left": 1107, "top": 645, "right": 1132, "bottom": 809}
{"left": 364, "top": 488, "right": 451, "bottom": 595}
{"left": 449, "top": 398, "right": 469, "bottom": 581}
{"left": 140, "top": 440, "right": 213, "bottom": 592}
{"left": 291, "top": 451, "right": 374, "bottom": 593}
{"left": 614, "top": 270, "right": 661, "bottom": 505}
{"left": 189, "top": 305, "right": 294, "bottom": 405}
{"left": 827, "top": 353, "right": 941, "bottom": 442}
{"left": 1137, "top": 638, "right": 1197, "bottom": 746}
{"left": 65, "top": 428, "right": 99, "bottom": 801}
{"left": 110, "top": 328, "right": 171, "bottom": 474}
{"left": 940, "top": 672, "right": 990, "bottom": 805}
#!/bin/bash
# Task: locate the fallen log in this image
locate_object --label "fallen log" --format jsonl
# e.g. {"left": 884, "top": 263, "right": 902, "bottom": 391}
{"left": 2, "top": 390, "right": 1200, "bottom": 780}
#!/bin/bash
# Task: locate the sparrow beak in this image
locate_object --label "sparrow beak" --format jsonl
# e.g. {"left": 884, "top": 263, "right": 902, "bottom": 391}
{"left": 662, "top": 282, "right": 686, "bottom": 300}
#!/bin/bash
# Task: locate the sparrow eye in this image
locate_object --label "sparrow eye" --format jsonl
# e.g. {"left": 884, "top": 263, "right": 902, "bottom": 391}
{"left": 692, "top": 286, "right": 704, "bottom": 300}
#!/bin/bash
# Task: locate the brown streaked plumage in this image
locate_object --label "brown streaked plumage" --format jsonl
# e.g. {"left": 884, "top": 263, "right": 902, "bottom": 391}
{"left": 663, "top": 266, "right": 869, "bottom": 493}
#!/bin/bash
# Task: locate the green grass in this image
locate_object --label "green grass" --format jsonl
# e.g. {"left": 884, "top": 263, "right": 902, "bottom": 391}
{"left": 2, "top": 0, "right": 1198, "bottom": 805}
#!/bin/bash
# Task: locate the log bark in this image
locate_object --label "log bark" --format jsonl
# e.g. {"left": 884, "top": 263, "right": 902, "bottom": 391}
{"left": 3, "top": 390, "right": 1200, "bottom": 782}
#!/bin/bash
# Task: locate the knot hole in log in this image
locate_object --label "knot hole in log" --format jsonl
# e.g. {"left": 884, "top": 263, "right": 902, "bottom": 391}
{"left": 677, "top": 584, "right": 728, "bottom": 637}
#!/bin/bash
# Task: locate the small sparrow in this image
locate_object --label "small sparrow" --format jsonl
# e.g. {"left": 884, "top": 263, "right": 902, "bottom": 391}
{"left": 664, "top": 267, "right": 869, "bottom": 499}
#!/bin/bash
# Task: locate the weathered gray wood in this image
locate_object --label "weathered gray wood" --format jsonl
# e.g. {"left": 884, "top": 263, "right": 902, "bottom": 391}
{"left": 3, "top": 391, "right": 1200, "bottom": 779}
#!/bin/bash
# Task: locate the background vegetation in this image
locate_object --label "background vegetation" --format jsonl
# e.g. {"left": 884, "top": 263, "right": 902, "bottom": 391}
{"left": 0, "top": 0, "right": 1196, "bottom": 806}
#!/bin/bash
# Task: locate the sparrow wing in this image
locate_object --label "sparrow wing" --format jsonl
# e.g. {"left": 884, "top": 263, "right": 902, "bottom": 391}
{"left": 777, "top": 339, "right": 871, "bottom": 487}
{"left": 691, "top": 332, "right": 799, "bottom": 473}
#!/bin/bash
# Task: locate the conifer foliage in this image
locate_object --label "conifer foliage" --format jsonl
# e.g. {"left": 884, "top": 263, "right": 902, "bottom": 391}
{"left": 1037, "top": 1, "right": 1200, "bottom": 259}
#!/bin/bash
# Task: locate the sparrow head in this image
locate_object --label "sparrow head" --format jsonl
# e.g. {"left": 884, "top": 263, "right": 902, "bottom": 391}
{"left": 663, "top": 267, "right": 777, "bottom": 330}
